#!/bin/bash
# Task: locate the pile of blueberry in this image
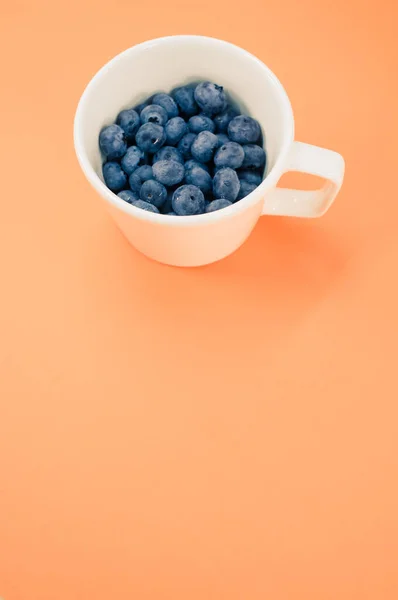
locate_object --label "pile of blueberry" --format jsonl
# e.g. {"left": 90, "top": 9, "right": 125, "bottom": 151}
{"left": 99, "top": 82, "right": 266, "bottom": 216}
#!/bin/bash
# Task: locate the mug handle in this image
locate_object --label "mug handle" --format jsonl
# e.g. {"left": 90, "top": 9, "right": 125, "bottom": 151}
{"left": 262, "top": 141, "right": 345, "bottom": 218}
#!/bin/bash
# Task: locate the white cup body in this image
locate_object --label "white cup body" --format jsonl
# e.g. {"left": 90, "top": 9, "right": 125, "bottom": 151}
{"left": 74, "top": 36, "right": 294, "bottom": 267}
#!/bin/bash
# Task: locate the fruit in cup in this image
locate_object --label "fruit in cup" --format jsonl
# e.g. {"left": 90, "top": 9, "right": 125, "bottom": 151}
{"left": 227, "top": 115, "right": 261, "bottom": 144}
{"left": 213, "top": 167, "right": 240, "bottom": 202}
{"left": 102, "top": 161, "right": 127, "bottom": 191}
{"left": 194, "top": 82, "right": 227, "bottom": 116}
{"left": 190, "top": 131, "right": 219, "bottom": 163}
{"left": 120, "top": 146, "right": 144, "bottom": 175}
{"left": 139, "top": 179, "right": 167, "bottom": 208}
{"left": 241, "top": 144, "right": 266, "bottom": 169}
{"left": 151, "top": 93, "right": 179, "bottom": 119}
{"left": 206, "top": 199, "right": 232, "bottom": 212}
{"left": 214, "top": 142, "right": 245, "bottom": 170}
{"left": 238, "top": 170, "right": 263, "bottom": 186}
{"left": 152, "top": 160, "right": 185, "bottom": 186}
{"left": 188, "top": 115, "right": 215, "bottom": 134}
{"left": 128, "top": 165, "right": 154, "bottom": 193}
{"left": 117, "top": 190, "right": 139, "bottom": 204}
{"left": 153, "top": 146, "right": 184, "bottom": 165}
{"left": 135, "top": 123, "right": 166, "bottom": 153}
{"left": 99, "top": 81, "right": 266, "bottom": 215}
{"left": 131, "top": 200, "right": 159, "bottom": 213}
{"left": 164, "top": 117, "right": 188, "bottom": 145}
{"left": 185, "top": 165, "right": 212, "bottom": 194}
{"left": 172, "top": 184, "right": 206, "bottom": 216}
{"left": 116, "top": 109, "right": 140, "bottom": 142}
{"left": 177, "top": 132, "right": 196, "bottom": 159}
{"left": 99, "top": 124, "right": 127, "bottom": 160}
{"left": 172, "top": 86, "right": 198, "bottom": 117}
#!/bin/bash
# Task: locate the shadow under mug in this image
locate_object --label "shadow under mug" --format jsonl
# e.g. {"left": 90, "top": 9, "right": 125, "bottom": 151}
{"left": 74, "top": 35, "right": 345, "bottom": 267}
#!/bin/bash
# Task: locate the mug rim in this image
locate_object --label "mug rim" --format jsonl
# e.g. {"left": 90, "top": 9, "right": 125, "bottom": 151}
{"left": 74, "top": 35, "right": 295, "bottom": 226}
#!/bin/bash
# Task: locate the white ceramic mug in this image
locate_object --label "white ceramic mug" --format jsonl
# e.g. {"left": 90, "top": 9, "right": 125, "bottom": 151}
{"left": 74, "top": 35, "right": 345, "bottom": 267}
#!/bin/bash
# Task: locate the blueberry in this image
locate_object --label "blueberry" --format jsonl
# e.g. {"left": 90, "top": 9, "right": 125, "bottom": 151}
{"left": 140, "top": 179, "right": 167, "bottom": 208}
{"left": 129, "top": 165, "right": 154, "bottom": 193}
{"left": 140, "top": 104, "right": 168, "bottom": 127}
{"left": 131, "top": 200, "right": 160, "bottom": 213}
{"left": 237, "top": 180, "right": 257, "bottom": 200}
{"left": 172, "top": 184, "right": 205, "bottom": 216}
{"left": 241, "top": 144, "right": 266, "bottom": 169}
{"left": 213, "top": 106, "right": 239, "bottom": 132}
{"left": 135, "top": 123, "right": 166, "bottom": 154}
{"left": 214, "top": 142, "right": 244, "bottom": 170}
{"left": 167, "top": 211, "right": 177, "bottom": 216}
{"left": 177, "top": 132, "right": 196, "bottom": 159}
{"left": 216, "top": 133, "right": 230, "bottom": 147}
{"left": 205, "top": 199, "right": 233, "bottom": 212}
{"left": 188, "top": 115, "right": 215, "bottom": 134}
{"left": 102, "top": 161, "right": 127, "bottom": 192}
{"left": 238, "top": 170, "right": 263, "bottom": 185}
{"left": 191, "top": 131, "right": 218, "bottom": 163}
{"left": 117, "top": 190, "right": 139, "bottom": 204}
{"left": 153, "top": 146, "right": 184, "bottom": 165}
{"left": 172, "top": 85, "right": 198, "bottom": 117}
{"left": 165, "top": 117, "right": 188, "bottom": 145}
{"left": 213, "top": 167, "right": 240, "bottom": 202}
{"left": 194, "top": 82, "right": 226, "bottom": 116}
{"left": 152, "top": 93, "right": 179, "bottom": 118}
{"left": 99, "top": 124, "right": 127, "bottom": 160}
{"left": 134, "top": 99, "right": 151, "bottom": 114}
{"left": 120, "top": 146, "right": 144, "bottom": 175}
{"left": 116, "top": 109, "right": 140, "bottom": 142}
{"left": 185, "top": 165, "right": 212, "bottom": 194}
{"left": 184, "top": 159, "right": 210, "bottom": 173}
{"left": 153, "top": 160, "right": 185, "bottom": 186}
{"left": 228, "top": 115, "right": 261, "bottom": 144}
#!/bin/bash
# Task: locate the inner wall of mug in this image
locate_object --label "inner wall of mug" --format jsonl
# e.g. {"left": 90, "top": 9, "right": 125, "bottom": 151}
{"left": 78, "top": 36, "right": 293, "bottom": 181}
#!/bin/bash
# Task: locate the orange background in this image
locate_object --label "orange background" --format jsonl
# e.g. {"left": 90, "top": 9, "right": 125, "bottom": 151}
{"left": 1, "top": 0, "right": 398, "bottom": 598}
